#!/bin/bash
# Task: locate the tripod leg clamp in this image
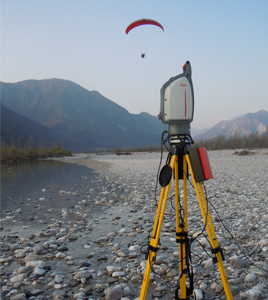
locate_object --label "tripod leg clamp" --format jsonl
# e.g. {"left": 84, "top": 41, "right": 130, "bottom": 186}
{"left": 211, "top": 246, "right": 225, "bottom": 263}
{"left": 176, "top": 231, "right": 188, "bottom": 244}
{"left": 145, "top": 244, "right": 158, "bottom": 260}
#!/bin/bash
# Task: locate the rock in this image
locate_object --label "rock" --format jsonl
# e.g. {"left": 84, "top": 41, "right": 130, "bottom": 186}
{"left": 74, "top": 270, "right": 92, "bottom": 280}
{"left": 52, "top": 290, "right": 66, "bottom": 299}
{"left": 31, "top": 289, "right": 44, "bottom": 296}
{"left": 26, "top": 260, "right": 45, "bottom": 268}
{"left": 246, "top": 288, "right": 262, "bottom": 299}
{"left": 55, "top": 252, "right": 66, "bottom": 259}
{"left": 112, "top": 271, "right": 126, "bottom": 278}
{"left": 123, "top": 286, "right": 132, "bottom": 296}
{"left": 33, "top": 267, "right": 46, "bottom": 276}
{"left": 10, "top": 294, "right": 27, "bottom": 300}
{"left": 24, "top": 254, "right": 40, "bottom": 263}
{"left": 166, "top": 269, "right": 177, "bottom": 278}
{"left": 10, "top": 274, "right": 27, "bottom": 283}
{"left": 94, "top": 237, "right": 109, "bottom": 244}
{"left": 105, "top": 287, "right": 123, "bottom": 300}
{"left": 54, "top": 284, "right": 63, "bottom": 289}
{"left": 230, "top": 257, "right": 249, "bottom": 269}
{"left": 215, "top": 283, "right": 224, "bottom": 293}
{"left": 259, "top": 239, "right": 268, "bottom": 246}
{"left": 194, "top": 289, "right": 203, "bottom": 300}
{"left": 249, "top": 266, "right": 268, "bottom": 278}
{"left": 245, "top": 272, "right": 257, "bottom": 282}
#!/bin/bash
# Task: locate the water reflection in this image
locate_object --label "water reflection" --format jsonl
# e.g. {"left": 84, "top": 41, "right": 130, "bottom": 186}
{"left": 1, "top": 160, "right": 67, "bottom": 184}
{"left": 0, "top": 159, "right": 95, "bottom": 222}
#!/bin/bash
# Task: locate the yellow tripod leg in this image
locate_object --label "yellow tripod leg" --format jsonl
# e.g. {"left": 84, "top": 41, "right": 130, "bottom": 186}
{"left": 139, "top": 155, "right": 177, "bottom": 300}
{"left": 185, "top": 154, "right": 233, "bottom": 300}
{"left": 175, "top": 154, "right": 189, "bottom": 299}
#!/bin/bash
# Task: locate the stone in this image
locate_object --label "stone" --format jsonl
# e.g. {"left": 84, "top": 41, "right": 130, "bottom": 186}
{"left": 230, "top": 258, "right": 249, "bottom": 269}
{"left": 194, "top": 289, "right": 203, "bottom": 300}
{"left": 215, "top": 283, "right": 224, "bottom": 293}
{"left": 249, "top": 266, "right": 268, "bottom": 278}
{"left": 24, "top": 254, "right": 40, "bottom": 263}
{"left": 246, "top": 288, "right": 262, "bottom": 299}
{"left": 31, "top": 289, "right": 44, "bottom": 296}
{"left": 166, "top": 269, "right": 177, "bottom": 278}
{"left": 74, "top": 270, "right": 92, "bottom": 280}
{"left": 10, "top": 294, "right": 27, "bottom": 300}
{"left": 33, "top": 267, "right": 46, "bottom": 276}
{"left": 105, "top": 287, "right": 123, "bottom": 300}
{"left": 245, "top": 272, "right": 257, "bottom": 282}
{"left": 10, "top": 274, "right": 27, "bottom": 283}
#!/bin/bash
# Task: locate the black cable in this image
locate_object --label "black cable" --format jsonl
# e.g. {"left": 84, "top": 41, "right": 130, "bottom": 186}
{"left": 154, "top": 131, "right": 169, "bottom": 206}
{"left": 207, "top": 197, "right": 268, "bottom": 274}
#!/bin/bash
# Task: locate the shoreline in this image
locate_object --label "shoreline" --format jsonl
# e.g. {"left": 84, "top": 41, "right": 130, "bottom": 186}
{"left": 1, "top": 150, "right": 268, "bottom": 300}
{"left": 47, "top": 153, "right": 113, "bottom": 173}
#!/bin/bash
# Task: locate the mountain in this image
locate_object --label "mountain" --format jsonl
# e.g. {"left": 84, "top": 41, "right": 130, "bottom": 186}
{"left": 0, "top": 79, "right": 167, "bottom": 151}
{"left": 191, "top": 127, "right": 209, "bottom": 138}
{"left": 195, "top": 110, "right": 268, "bottom": 141}
{"left": 0, "top": 103, "right": 75, "bottom": 149}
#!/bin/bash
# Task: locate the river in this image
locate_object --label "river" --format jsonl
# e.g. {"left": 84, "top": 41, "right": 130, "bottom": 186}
{"left": 0, "top": 159, "right": 104, "bottom": 230}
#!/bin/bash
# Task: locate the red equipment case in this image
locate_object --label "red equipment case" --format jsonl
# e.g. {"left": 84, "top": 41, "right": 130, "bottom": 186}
{"left": 197, "top": 148, "right": 213, "bottom": 180}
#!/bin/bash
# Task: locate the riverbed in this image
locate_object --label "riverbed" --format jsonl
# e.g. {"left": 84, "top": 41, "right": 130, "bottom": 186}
{"left": 1, "top": 150, "right": 268, "bottom": 300}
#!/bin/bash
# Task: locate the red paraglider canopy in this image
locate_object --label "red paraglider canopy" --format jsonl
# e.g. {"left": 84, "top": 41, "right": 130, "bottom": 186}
{"left": 125, "top": 19, "right": 164, "bottom": 34}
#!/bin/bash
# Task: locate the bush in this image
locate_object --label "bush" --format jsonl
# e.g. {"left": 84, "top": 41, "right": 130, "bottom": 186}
{"left": 1, "top": 146, "right": 72, "bottom": 165}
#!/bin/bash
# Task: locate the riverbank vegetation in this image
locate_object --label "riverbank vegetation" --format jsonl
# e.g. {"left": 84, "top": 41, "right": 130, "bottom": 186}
{"left": 1, "top": 146, "right": 72, "bottom": 165}
{"left": 111, "top": 132, "right": 268, "bottom": 154}
{"left": 195, "top": 131, "right": 268, "bottom": 150}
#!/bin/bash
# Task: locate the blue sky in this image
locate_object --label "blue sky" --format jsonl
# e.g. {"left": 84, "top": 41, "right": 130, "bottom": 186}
{"left": 1, "top": 0, "right": 268, "bottom": 129}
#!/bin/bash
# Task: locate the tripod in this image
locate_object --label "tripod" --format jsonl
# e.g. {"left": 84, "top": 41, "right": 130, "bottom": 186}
{"left": 139, "top": 139, "right": 233, "bottom": 300}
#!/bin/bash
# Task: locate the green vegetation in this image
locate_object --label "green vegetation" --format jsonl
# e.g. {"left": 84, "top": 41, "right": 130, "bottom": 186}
{"left": 195, "top": 131, "right": 268, "bottom": 150}
{"left": 1, "top": 146, "right": 72, "bottom": 165}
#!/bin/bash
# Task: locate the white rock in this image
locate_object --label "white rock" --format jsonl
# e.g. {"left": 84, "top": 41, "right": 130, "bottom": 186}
{"left": 10, "top": 274, "right": 27, "bottom": 283}
{"left": 173, "top": 251, "right": 180, "bottom": 258}
{"left": 112, "top": 271, "right": 126, "bottom": 278}
{"left": 259, "top": 239, "right": 268, "bottom": 246}
{"left": 246, "top": 289, "right": 262, "bottom": 297}
{"left": 55, "top": 252, "right": 66, "bottom": 259}
{"left": 194, "top": 289, "right": 203, "bottom": 300}
{"left": 33, "top": 267, "right": 46, "bottom": 276}
{"left": 199, "top": 282, "right": 207, "bottom": 290}
{"left": 245, "top": 273, "right": 257, "bottom": 282}
{"left": 54, "top": 284, "right": 63, "bottom": 289}
{"left": 26, "top": 260, "right": 45, "bottom": 268}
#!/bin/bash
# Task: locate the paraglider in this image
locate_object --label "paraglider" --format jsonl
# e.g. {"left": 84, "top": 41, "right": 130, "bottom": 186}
{"left": 125, "top": 19, "right": 164, "bottom": 35}
{"left": 125, "top": 19, "right": 164, "bottom": 58}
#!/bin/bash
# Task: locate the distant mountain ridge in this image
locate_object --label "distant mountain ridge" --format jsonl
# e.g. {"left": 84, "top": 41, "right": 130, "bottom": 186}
{"left": 1, "top": 79, "right": 266, "bottom": 150}
{"left": 195, "top": 110, "right": 268, "bottom": 141}
{"left": 1, "top": 79, "right": 167, "bottom": 151}
{"left": 1, "top": 103, "right": 74, "bottom": 148}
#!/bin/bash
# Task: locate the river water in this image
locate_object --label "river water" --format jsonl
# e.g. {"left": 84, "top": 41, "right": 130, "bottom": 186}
{"left": 0, "top": 159, "right": 103, "bottom": 229}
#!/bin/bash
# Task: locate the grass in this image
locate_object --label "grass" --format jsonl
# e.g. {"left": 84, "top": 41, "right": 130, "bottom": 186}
{"left": 1, "top": 146, "right": 72, "bottom": 165}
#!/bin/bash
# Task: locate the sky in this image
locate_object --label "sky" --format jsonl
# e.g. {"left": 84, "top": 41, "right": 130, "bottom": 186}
{"left": 1, "top": 0, "right": 268, "bottom": 129}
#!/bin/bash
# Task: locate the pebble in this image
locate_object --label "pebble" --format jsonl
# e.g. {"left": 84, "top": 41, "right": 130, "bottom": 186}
{"left": 1, "top": 150, "right": 268, "bottom": 300}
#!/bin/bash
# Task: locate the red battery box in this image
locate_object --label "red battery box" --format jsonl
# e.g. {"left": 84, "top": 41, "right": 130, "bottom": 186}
{"left": 197, "top": 148, "right": 213, "bottom": 180}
